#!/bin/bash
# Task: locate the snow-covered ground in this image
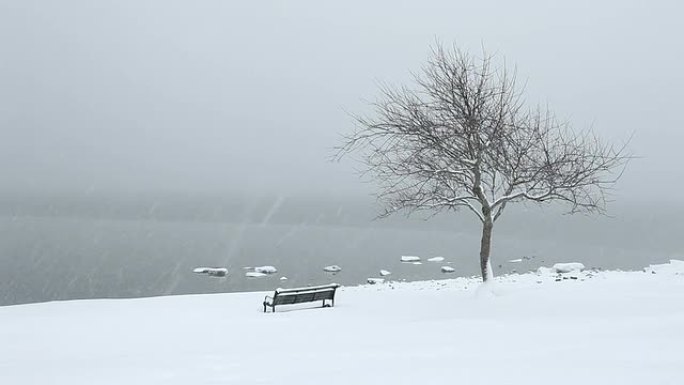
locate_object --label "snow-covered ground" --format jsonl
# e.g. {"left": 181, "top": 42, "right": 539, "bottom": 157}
{"left": 1, "top": 262, "right": 683, "bottom": 385}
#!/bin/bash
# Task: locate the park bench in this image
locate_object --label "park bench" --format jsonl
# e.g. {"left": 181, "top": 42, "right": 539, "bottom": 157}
{"left": 263, "top": 283, "right": 340, "bottom": 313}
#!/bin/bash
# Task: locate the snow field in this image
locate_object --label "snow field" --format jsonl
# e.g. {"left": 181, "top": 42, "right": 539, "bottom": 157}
{"left": 1, "top": 261, "right": 683, "bottom": 385}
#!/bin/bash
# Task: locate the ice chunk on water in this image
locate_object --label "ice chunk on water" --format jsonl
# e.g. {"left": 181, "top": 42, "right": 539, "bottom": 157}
{"left": 379, "top": 270, "right": 391, "bottom": 277}
{"left": 246, "top": 272, "right": 267, "bottom": 278}
{"left": 400, "top": 256, "right": 421, "bottom": 262}
{"left": 441, "top": 266, "right": 455, "bottom": 273}
{"left": 254, "top": 266, "right": 278, "bottom": 274}
{"left": 193, "top": 267, "right": 228, "bottom": 277}
{"left": 427, "top": 257, "right": 444, "bottom": 262}
{"left": 323, "top": 265, "right": 342, "bottom": 273}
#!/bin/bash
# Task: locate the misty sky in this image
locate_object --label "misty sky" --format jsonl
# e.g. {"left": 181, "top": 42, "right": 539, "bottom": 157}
{"left": 1, "top": 0, "right": 682, "bottom": 201}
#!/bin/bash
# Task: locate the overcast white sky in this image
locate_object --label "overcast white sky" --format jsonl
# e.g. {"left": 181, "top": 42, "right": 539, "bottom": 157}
{"left": 1, "top": 0, "right": 682, "bottom": 201}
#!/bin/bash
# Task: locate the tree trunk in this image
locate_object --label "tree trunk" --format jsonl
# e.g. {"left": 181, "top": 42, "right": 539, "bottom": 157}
{"left": 479, "top": 219, "right": 494, "bottom": 282}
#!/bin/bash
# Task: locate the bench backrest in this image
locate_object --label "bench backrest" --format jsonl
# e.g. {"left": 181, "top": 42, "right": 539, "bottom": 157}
{"left": 272, "top": 284, "right": 339, "bottom": 306}
{"left": 275, "top": 283, "right": 339, "bottom": 294}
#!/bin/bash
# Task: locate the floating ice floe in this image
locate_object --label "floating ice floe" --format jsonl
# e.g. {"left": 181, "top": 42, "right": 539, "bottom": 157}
{"left": 367, "top": 278, "right": 384, "bottom": 285}
{"left": 323, "top": 265, "right": 342, "bottom": 273}
{"left": 552, "top": 263, "right": 585, "bottom": 274}
{"left": 280, "top": 277, "right": 288, "bottom": 280}
{"left": 245, "top": 272, "right": 267, "bottom": 278}
{"left": 254, "top": 266, "right": 278, "bottom": 274}
{"left": 427, "top": 257, "right": 444, "bottom": 262}
{"left": 193, "top": 267, "right": 228, "bottom": 277}
{"left": 379, "top": 270, "right": 391, "bottom": 277}
{"left": 400, "top": 256, "right": 421, "bottom": 263}
{"left": 508, "top": 259, "right": 523, "bottom": 263}
{"left": 441, "top": 266, "right": 455, "bottom": 273}
{"left": 412, "top": 262, "right": 423, "bottom": 265}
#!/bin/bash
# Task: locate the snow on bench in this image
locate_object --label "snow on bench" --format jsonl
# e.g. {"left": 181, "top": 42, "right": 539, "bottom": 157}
{"left": 263, "top": 283, "right": 340, "bottom": 312}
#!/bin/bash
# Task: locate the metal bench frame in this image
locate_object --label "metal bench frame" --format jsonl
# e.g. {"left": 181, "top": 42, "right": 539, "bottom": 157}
{"left": 263, "top": 283, "right": 340, "bottom": 313}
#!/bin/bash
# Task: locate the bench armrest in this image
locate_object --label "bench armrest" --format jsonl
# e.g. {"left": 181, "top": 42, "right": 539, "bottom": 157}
{"left": 264, "top": 295, "right": 274, "bottom": 305}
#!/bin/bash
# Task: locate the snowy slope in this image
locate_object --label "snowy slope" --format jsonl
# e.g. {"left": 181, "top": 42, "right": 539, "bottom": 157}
{"left": 1, "top": 263, "right": 683, "bottom": 385}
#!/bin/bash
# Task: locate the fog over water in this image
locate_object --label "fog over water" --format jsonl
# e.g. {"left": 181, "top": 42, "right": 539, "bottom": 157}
{"left": 1, "top": 1, "right": 683, "bottom": 305}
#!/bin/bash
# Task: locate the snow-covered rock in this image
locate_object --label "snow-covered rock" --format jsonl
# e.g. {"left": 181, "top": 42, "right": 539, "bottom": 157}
{"left": 367, "top": 278, "right": 384, "bottom": 285}
{"left": 644, "top": 259, "right": 684, "bottom": 275}
{"left": 254, "top": 266, "right": 278, "bottom": 274}
{"left": 323, "top": 265, "right": 342, "bottom": 273}
{"left": 193, "top": 267, "right": 228, "bottom": 277}
{"left": 379, "top": 270, "right": 391, "bottom": 277}
{"left": 552, "top": 263, "right": 585, "bottom": 274}
{"left": 245, "top": 272, "right": 267, "bottom": 278}
{"left": 427, "top": 257, "right": 444, "bottom": 262}
{"left": 441, "top": 266, "right": 455, "bottom": 273}
{"left": 400, "top": 256, "right": 421, "bottom": 263}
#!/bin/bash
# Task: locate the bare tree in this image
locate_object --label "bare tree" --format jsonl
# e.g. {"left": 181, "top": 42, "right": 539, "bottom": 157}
{"left": 338, "top": 43, "right": 630, "bottom": 282}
